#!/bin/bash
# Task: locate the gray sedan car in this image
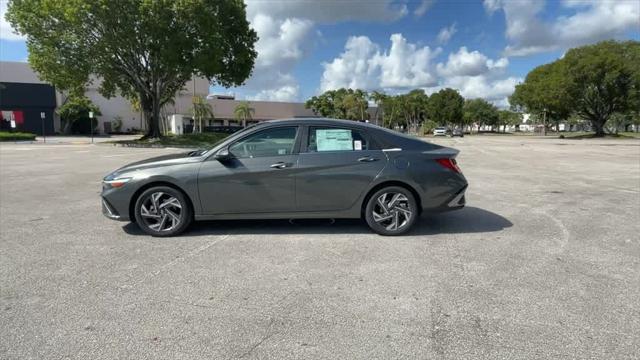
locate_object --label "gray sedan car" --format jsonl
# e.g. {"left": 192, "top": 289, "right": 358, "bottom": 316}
{"left": 101, "top": 118, "right": 467, "bottom": 236}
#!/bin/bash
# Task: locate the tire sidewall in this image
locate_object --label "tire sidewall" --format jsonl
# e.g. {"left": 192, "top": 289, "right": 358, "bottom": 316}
{"left": 365, "top": 186, "right": 417, "bottom": 236}
{"left": 134, "top": 186, "right": 192, "bottom": 237}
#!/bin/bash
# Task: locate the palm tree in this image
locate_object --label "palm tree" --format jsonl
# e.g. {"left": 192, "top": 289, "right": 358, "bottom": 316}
{"left": 234, "top": 101, "right": 255, "bottom": 128}
{"left": 370, "top": 91, "right": 386, "bottom": 126}
{"left": 190, "top": 95, "right": 214, "bottom": 133}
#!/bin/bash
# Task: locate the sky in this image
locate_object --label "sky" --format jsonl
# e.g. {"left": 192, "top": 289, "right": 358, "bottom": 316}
{"left": 1, "top": 0, "right": 639, "bottom": 107}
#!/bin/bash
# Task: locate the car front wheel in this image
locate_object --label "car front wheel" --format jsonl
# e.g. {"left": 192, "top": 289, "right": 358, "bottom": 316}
{"left": 364, "top": 186, "right": 417, "bottom": 236}
{"left": 134, "top": 186, "right": 193, "bottom": 237}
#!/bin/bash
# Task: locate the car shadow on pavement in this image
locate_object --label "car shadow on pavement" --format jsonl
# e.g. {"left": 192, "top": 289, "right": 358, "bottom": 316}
{"left": 122, "top": 206, "right": 512, "bottom": 237}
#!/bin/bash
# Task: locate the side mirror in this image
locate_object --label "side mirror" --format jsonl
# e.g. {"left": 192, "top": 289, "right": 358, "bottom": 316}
{"left": 214, "top": 147, "right": 234, "bottom": 161}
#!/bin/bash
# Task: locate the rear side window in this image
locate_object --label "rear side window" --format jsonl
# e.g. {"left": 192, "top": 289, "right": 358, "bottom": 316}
{"left": 307, "top": 127, "right": 371, "bottom": 152}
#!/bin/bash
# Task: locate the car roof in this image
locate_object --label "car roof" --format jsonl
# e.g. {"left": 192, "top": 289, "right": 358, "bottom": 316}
{"left": 261, "top": 117, "right": 447, "bottom": 151}
{"left": 262, "top": 117, "right": 381, "bottom": 129}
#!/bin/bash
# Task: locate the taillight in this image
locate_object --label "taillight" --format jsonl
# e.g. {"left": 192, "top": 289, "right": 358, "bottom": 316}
{"left": 435, "top": 158, "right": 462, "bottom": 173}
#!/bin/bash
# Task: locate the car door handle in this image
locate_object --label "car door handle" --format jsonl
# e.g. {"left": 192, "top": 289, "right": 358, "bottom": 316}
{"left": 358, "top": 157, "right": 379, "bottom": 162}
{"left": 270, "top": 162, "right": 291, "bottom": 169}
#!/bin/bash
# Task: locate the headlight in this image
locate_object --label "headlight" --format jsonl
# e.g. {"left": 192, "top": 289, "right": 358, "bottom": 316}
{"left": 103, "top": 177, "right": 132, "bottom": 188}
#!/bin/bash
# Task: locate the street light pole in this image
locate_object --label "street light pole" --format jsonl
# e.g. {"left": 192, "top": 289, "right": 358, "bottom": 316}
{"left": 542, "top": 108, "right": 547, "bottom": 136}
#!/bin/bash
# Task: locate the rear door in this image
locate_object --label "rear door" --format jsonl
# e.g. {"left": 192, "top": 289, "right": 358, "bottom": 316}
{"left": 296, "top": 126, "right": 386, "bottom": 212}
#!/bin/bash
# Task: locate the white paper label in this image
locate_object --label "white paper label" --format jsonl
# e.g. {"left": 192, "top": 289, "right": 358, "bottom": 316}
{"left": 354, "top": 140, "right": 362, "bottom": 150}
{"left": 316, "top": 129, "right": 353, "bottom": 151}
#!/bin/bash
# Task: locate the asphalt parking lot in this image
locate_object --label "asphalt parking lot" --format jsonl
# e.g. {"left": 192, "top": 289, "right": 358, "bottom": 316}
{"left": 1, "top": 135, "right": 639, "bottom": 359}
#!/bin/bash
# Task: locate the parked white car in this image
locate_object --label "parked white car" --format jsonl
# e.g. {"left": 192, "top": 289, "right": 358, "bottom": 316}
{"left": 433, "top": 127, "right": 447, "bottom": 136}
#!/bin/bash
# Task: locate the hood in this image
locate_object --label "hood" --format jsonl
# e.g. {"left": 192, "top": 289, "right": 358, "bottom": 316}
{"left": 112, "top": 151, "right": 205, "bottom": 174}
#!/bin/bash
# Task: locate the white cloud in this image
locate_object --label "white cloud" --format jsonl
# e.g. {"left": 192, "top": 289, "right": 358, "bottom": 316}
{"left": 245, "top": 0, "right": 408, "bottom": 23}
{"left": 0, "top": 1, "right": 25, "bottom": 41}
{"left": 321, "top": 34, "right": 440, "bottom": 92}
{"left": 320, "top": 36, "right": 381, "bottom": 92}
{"left": 485, "top": 0, "right": 640, "bottom": 56}
{"left": 321, "top": 36, "right": 519, "bottom": 107}
{"left": 436, "top": 23, "right": 457, "bottom": 44}
{"left": 252, "top": 15, "right": 313, "bottom": 69}
{"left": 436, "top": 47, "right": 507, "bottom": 77}
{"left": 482, "top": 0, "right": 502, "bottom": 14}
{"left": 236, "top": 0, "right": 412, "bottom": 101}
{"left": 442, "top": 75, "right": 521, "bottom": 106}
{"left": 414, "top": 0, "right": 435, "bottom": 17}
{"left": 236, "top": 14, "right": 314, "bottom": 101}
{"left": 434, "top": 46, "right": 515, "bottom": 107}
{"left": 373, "top": 34, "right": 441, "bottom": 88}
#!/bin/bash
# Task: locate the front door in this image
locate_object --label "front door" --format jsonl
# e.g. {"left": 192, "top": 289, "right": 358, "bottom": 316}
{"left": 198, "top": 126, "right": 300, "bottom": 214}
{"left": 296, "top": 126, "right": 387, "bottom": 212}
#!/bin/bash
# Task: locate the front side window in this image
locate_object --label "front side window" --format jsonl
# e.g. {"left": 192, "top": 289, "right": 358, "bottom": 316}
{"left": 307, "top": 127, "right": 370, "bottom": 152}
{"left": 229, "top": 127, "right": 297, "bottom": 158}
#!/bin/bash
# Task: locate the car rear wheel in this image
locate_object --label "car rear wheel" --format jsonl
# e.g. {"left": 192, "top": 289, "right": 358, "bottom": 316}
{"left": 134, "top": 186, "right": 192, "bottom": 237}
{"left": 364, "top": 186, "right": 417, "bottom": 236}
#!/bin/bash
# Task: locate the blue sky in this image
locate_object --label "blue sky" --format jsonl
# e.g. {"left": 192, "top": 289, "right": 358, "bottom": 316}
{"left": 2, "top": 0, "right": 639, "bottom": 106}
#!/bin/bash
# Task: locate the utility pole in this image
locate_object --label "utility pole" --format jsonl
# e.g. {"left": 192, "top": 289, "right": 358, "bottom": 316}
{"left": 542, "top": 108, "right": 547, "bottom": 136}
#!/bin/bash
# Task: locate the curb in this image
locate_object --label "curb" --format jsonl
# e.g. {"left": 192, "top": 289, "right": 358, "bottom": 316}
{"left": 103, "top": 142, "right": 197, "bottom": 149}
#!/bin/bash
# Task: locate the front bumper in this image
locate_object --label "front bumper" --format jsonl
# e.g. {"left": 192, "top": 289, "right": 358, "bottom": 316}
{"left": 101, "top": 197, "right": 125, "bottom": 221}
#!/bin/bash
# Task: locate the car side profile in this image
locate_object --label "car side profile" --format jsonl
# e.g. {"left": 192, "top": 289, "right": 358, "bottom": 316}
{"left": 101, "top": 118, "right": 467, "bottom": 236}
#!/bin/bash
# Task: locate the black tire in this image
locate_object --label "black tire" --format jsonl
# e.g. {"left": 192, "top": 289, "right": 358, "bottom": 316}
{"left": 134, "top": 186, "right": 193, "bottom": 237}
{"left": 364, "top": 186, "right": 418, "bottom": 236}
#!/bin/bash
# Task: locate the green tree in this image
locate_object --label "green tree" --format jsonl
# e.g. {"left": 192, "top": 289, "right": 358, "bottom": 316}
{"left": 7, "top": 0, "right": 258, "bottom": 139}
{"left": 305, "top": 88, "right": 369, "bottom": 120}
{"left": 56, "top": 92, "right": 101, "bottom": 134}
{"left": 463, "top": 99, "right": 499, "bottom": 132}
{"left": 563, "top": 41, "right": 640, "bottom": 136}
{"left": 497, "top": 109, "right": 522, "bottom": 132}
{"left": 234, "top": 101, "right": 255, "bottom": 128}
{"left": 402, "top": 89, "right": 430, "bottom": 132}
{"left": 190, "top": 95, "right": 214, "bottom": 133}
{"left": 510, "top": 61, "right": 572, "bottom": 133}
{"left": 427, "top": 88, "right": 464, "bottom": 127}
{"left": 510, "top": 40, "right": 640, "bottom": 136}
{"left": 381, "top": 95, "right": 402, "bottom": 128}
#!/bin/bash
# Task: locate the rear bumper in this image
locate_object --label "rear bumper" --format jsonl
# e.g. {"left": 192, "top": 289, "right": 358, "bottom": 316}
{"left": 446, "top": 187, "right": 466, "bottom": 208}
{"left": 423, "top": 184, "right": 467, "bottom": 214}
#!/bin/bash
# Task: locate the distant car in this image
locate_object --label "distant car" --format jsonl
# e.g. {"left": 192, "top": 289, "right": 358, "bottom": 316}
{"left": 450, "top": 128, "right": 464, "bottom": 137}
{"left": 101, "top": 118, "right": 467, "bottom": 237}
{"left": 433, "top": 127, "right": 447, "bottom": 136}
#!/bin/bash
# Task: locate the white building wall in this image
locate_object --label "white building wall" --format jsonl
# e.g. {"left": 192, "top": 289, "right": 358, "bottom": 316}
{"left": 85, "top": 76, "right": 209, "bottom": 133}
{"left": 1, "top": 61, "right": 210, "bottom": 134}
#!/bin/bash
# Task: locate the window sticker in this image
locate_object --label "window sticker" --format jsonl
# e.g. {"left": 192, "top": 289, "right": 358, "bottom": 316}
{"left": 316, "top": 129, "right": 353, "bottom": 151}
{"left": 354, "top": 140, "right": 362, "bottom": 150}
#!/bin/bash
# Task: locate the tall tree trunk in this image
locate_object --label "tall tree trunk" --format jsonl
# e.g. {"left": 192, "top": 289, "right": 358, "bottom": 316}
{"left": 591, "top": 118, "right": 605, "bottom": 137}
{"left": 146, "top": 97, "right": 162, "bottom": 139}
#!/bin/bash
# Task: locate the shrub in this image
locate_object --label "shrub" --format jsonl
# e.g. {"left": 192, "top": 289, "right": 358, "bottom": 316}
{"left": 0, "top": 131, "right": 36, "bottom": 141}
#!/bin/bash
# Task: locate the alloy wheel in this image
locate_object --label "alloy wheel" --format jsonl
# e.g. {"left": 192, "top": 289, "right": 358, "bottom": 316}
{"left": 371, "top": 192, "right": 413, "bottom": 231}
{"left": 139, "top": 192, "right": 183, "bottom": 232}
